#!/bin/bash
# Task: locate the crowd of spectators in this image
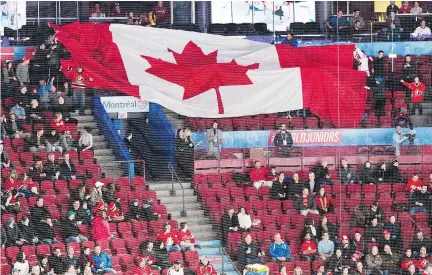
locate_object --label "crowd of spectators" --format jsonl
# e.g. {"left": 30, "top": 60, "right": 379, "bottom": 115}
{"left": 216, "top": 158, "right": 432, "bottom": 274}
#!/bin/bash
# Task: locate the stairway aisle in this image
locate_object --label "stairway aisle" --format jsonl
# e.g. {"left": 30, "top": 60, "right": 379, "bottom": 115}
{"left": 149, "top": 181, "right": 241, "bottom": 275}
{"left": 71, "top": 111, "right": 123, "bottom": 178}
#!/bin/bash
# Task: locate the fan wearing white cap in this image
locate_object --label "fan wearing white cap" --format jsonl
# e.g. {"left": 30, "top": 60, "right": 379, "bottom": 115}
{"left": 90, "top": 181, "right": 104, "bottom": 206}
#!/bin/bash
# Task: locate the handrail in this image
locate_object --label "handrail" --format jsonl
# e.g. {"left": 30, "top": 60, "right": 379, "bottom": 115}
{"left": 97, "top": 160, "right": 146, "bottom": 186}
{"left": 167, "top": 162, "right": 187, "bottom": 217}
{"left": 218, "top": 245, "right": 241, "bottom": 275}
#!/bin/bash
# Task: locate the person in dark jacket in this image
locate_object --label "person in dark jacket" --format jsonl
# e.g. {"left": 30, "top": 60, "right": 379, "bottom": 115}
{"left": 18, "top": 216, "right": 39, "bottom": 245}
{"left": 409, "top": 185, "right": 430, "bottom": 217}
{"left": 411, "top": 229, "right": 431, "bottom": 256}
{"left": 372, "top": 50, "right": 386, "bottom": 78}
{"left": 65, "top": 246, "right": 80, "bottom": 271}
{"left": 44, "top": 152, "right": 60, "bottom": 181}
{"left": 37, "top": 216, "right": 58, "bottom": 245}
{"left": 338, "top": 158, "right": 359, "bottom": 185}
{"left": 49, "top": 247, "right": 69, "bottom": 275}
{"left": 340, "top": 235, "right": 355, "bottom": 261}
{"left": 26, "top": 99, "right": 44, "bottom": 127}
{"left": 286, "top": 172, "right": 303, "bottom": 200}
{"left": 221, "top": 206, "right": 240, "bottom": 247}
{"left": 30, "top": 197, "right": 51, "bottom": 228}
{"left": 381, "top": 245, "right": 400, "bottom": 275}
{"left": 59, "top": 151, "right": 77, "bottom": 180}
{"left": 142, "top": 198, "right": 161, "bottom": 221}
{"left": 375, "top": 161, "right": 389, "bottom": 183}
{"left": 45, "top": 128, "right": 63, "bottom": 153}
{"left": 68, "top": 200, "right": 92, "bottom": 225}
{"left": 304, "top": 172, "right": 321, "bottom": 195}
{"left": 60, "top": 212, "right": 88, "bottom": 243}
{"left": 4, "top": 217, "right": 26, "bottom": 247}
{"left": 1, "top": 228, "right": 7, "bottom": 248}
{"left": 372, "top": 76, "right": 386, "bottom": 125}
{"left": 384, "top": 215, "right": 401, "bottom": 241}
{"left": 378, "top": 230, "right": 398, "bottom": 252}
{"left": 365, "top": 218, "right": 383, "bottom": 246}
{"left": 327, "top": 248, "right": 349, "bottom": 275}
{"left": 366, "top": 202, "right": 385, "bottom": 225}
{"left": 271, "top": 173, "right": 287, "bottom": 200}
{"left": 295, "top": 188, "right": 319, "bottom": 216}
{"left": 69, "top": 185, "right": 89, "bottom": 206}
{"left": 388, "top": 159, "right": 402, "bottom": 184}
{"left": 53, "top": 96, "right": 78, "bottom": 125}
{"left": 237, "top": 234, "right": 264, "bottom": 268}
{"left": 312, "top": 161, "right": 333, "bottom": 185}
{"left": 126, "top": 198, "right": 145, "bottom": 221}
{"left": 273, "top": 124, "right": 293, "bottom": 156}
{"left": 79, "top": 247, "right": 92, "bottom": 273}
{"left": 361, "top": 161, "right": 376, "bottom": 184}
{"left": 28, "top": 127, "right": 50, "bottom": 153}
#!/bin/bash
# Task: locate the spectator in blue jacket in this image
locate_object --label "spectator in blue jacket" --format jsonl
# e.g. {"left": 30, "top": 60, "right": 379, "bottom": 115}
{"left": 281, "top": 32, "right": 298, "bottom": 47}
{"left": 10, "top": 102, "right": 26, "bottom": 121}
{"left": 269, "top": 233, "right": 293, "bottom": 262}
{"left": 91, "top": 245, "right": 117, "bottom": 274}
{"left": 38, "top": 78, "right": 54, "bottom": 109}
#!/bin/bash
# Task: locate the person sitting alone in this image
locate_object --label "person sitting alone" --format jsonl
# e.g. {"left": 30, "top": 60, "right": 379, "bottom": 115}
{"left": 249, "top": 160, "right": 270, "bottom": 190}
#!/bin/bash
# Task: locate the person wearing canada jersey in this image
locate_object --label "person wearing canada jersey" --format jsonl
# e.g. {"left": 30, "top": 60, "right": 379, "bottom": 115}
{"left": 177, "top": 222, "right": 199, "bottom": 251}
{"left": 196, "top": 256, "right": 217, "bottom": 275}
{"left": 64, "top": 66, "right": 93, "bottom": 115}
{"left": 401, "top": 77, "right": 426, "bottom": 116}
{"left": 156, "top": 222, "right": 180, "bottom": 252}
{"left": 422, "top": 263, "right": 432, "bottom": 275}
{"left": 132, "top": 256, "right": 153, "bottom": 275}
{"left": 417, "top": 247, "right": 432, "bottom": 273}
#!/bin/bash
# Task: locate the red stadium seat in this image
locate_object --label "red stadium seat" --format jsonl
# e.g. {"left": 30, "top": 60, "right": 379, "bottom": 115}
{"left": 37, "top": 244, "right": 51, "bottom": 256}
{"left": 6, "top": 246, "right": 20, "bottom": 260}
{"left": 21, "top": 246, "right": 36, "bottom": 257}
{"left": 82, "top": 241, "right": 95, "bottom": 250}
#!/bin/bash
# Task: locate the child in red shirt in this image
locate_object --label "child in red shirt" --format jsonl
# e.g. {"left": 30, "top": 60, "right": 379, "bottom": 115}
{"left": 132, "top": 256, "right": 153, "bottom": 275}
{"left": 156, "top": 222, "right": 180, "bottom": 252}
{"left": 406, "top": 173, "right": 423, "bottom": 193}
{"left": 106, "top": 202, "right": 124, "bottom": 222}
{"left": 177, "top": 222, "right": 197, "bottom": 251}
{"left": 197, "top": 257, "right": 217, "bottom": 275}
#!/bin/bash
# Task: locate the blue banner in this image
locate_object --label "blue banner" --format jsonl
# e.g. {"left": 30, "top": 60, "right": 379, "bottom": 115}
{"left": 191, "top": 127, "right": 431, "bottom": 149}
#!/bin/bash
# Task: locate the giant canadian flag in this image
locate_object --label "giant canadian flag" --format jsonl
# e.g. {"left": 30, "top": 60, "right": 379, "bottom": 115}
{"left": 52, "top": 22, "right": 366, "bottom": 126}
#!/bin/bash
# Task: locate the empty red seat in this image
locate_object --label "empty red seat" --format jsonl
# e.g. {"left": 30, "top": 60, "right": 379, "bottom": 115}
{"left": 82, "top": 241, "right": 95, "bottom": 250}
{"left": 6, "top": 246, "right": 20, "bottom": 260}
{"left": 112, "top": 239, "right": 127, "bottom": 255}
{"left": 21, "top": 246, "right": 36, "bottom": 256}
{"left": 119, "top": 254, "right": 135, "bottom": 266}
{"left": 168, "top": 251, "right": 184, "bottom": 264}
{"left": 37, "top": 244, "right": 51, "bottom": 255}
{"left": 118, "top": 222, "right": 133, "bottom": 238}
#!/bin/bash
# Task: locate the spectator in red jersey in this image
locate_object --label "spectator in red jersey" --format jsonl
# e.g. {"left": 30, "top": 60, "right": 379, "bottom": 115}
{"left": 197, "top": 256, "right": 217, "bottom": 275}
{"left": 301, "top": 233, "right": 317, "bottom": 261}
{"left": 132, "top": 256, "right": 153, "bottom": 275}
{"left": 91, "top": 201, "right": 112, "bottom": 241}
{"left": 399, "top": 1, "right": 412, "bottom": 13}
{"left": 401, "top": 77, "right": 425, "bottom": 116}
{"left": 106, "top": 202, "right": 124, "bottom": 222}
{"left": 157, "top": 222, "right": 180, "bottom": 252}
{"left": 139, "top": 241, "right": 161, "bottom": 271}
{"left": 250, "top": 160, "right": 269, "bottom": 190}
{"left": 401, "top": 249, "right": 416, "bottom": 271}
{"left": 407, "top": 173, "right": 423, "bottom": 193}
{"left": 152, "top": 1, "right": 169, "bottom": 25}
{"left": 422, "top": 263, "right": 432, "bottom": 275}
{"left": 4, "top": 169, "right": 21, "bottom": 193}
{"left": 89, "top": 3, "right": 104, "bottom": 17}
{"left": 50, "top": 112, "right": 66, "bottom": 134}
{"left": 17, "top": 172, "right": 38, "bottom": 197}
{"left": 417, "top": 247, "right": 432, "bottom": 273}
{"left": 65, "top": 66, "right": 93, "bottom": 115}
{"left": 177, "top": 222, "right": 197, "bottom": 251}
{"left": 315, "top": 187, "right": 331, "bottom": 214}
{"left": 111, "top": 2, "right": 123, "bottom": 17}
{"left": 295, "top": 187, "right": 319, "bottom": 216}
{"left": 411, "top": 229, "right": 431, "bottom": 258}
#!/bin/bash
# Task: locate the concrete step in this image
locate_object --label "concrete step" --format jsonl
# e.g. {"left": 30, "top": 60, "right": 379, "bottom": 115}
{"left": 186, "top": 223, "right": 213, "bottom": 232}
{"left": 175, "top": 216, "right": 213, "bottom": 225}
{"left": 165, "top": 201, "right": 202, "bottom": 211}
{"left": 93, "top": 141, "right": 108, "bottom": 149}
{"left": 93, "top": 135, "right": 106, "bottom": 142}
{"left": 153, "top": 189, "right": 195, "bottom": 198}
{"left": 94, "top": 148, "right": 113, "bottom": 156}
{"left": 95, "top": 155, "right": 116, "bottom": 163}
{"left": 77, "top": 121, "right": 98, "bottom": 128}
{"left": 170, "top": 208, "right": 204, "bottom": 218}
{"left": 159, "top": 195, "right": 197, "bottom": 204}
{"left": 71, "top": 115, "right": 95, "bottom": 122}
{"left": 193, "top": 232, "right": 219, "bottom": 242}
{"left": 149, "top": 182, "right": 192, "bottom": 191}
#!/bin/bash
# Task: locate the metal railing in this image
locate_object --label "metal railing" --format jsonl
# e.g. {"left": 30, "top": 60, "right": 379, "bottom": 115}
{"left": 168, "top": 162, "right": 187, "bottom": 217}
{"left": 97, "top": 160, "right": 146, "bottom": 185}
{"left": 218, "top": 245, "right": 241, "bottom": 275}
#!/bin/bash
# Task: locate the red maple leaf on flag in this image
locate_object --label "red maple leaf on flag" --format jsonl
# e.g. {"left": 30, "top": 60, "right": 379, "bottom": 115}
{"left": 141, "top": 41, "right": 259, "bottom": 114}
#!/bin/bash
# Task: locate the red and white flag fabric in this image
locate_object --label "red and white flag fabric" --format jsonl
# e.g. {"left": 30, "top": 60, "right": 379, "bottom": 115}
{"left": 52, "top": 22, "right": 366, "bottom": 125}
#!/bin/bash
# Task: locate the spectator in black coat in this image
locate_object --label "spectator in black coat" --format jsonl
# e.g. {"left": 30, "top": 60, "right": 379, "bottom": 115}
{"left": 60, "top": 212, "right": 88, "bottom": 243}
{"left": 388, "top": 159, "right": 402, "bottom": 184}
{"left": 317, "top": 215, "right": 338, "bottom": 244}
{"left": 37, "top": 217, "right": 57, "bottom": 245}
{"left": 375, "top": 162, "right": 389, "bottom": 183}
{"left": 361, "top": 161, "right": 376, "bottom": 184}
{"left": 79, "top": 247, "right": 92, "bottom": 273}
{"left": 286, "top": 172, "right": 303, "bottom": 199}
{"left": 18, "top": 216, "right": 39, "bottom": 245}
{"left": 44, "top": 152, "right": 60, "bottom": 181}
{"left": 65, "top": 246, "right": 80, "bottom": 271}
{"left": 49, "top": 247, "right": 69, "bottom": 275}
{"left": 411, "top": 229, "right": 431, "bottom": 256}
{"left": 378, "top": 230, "right": 398, "bottom": 252}
{"left": 142, "top": 198, "right": 161, "bottom": 221}
{"left": 30, "top": 197, "right": 51, "bottom": 228}
{"left": 4, "top": 217, "right": 26, "bottom": 247}
{"left": 221, "top": 206, "right": 240, "bottom": 247}
{"left": 69, "top": 185, "right": 89, "bottom": 206}
{"left": 271, "top": 173, "right": 288, "bottom": 200}
{"left": 237, "top": 233, "right": 264, "bottom": 268}
{"left": 273, "top": 124, "right": 293, "bottom": 156}
{"left": 68, "top": 200, "right": 92, "bottom": 225}
{"left": 304, "top": 172, "right": 321, "bottom": 195}
{"left": 313, "top": 161, "right": 333, "bottom": 186}
{"left": 340, "top": 235, "right": 355, "bottom": 262}
{"left": 1, "top": 228, "right": 6, "bottom": 248}
{"left": 295, "top": 188, "right": 319, "bottom": 216}
{"left": 26, "top": 99, "right": 44, "bottom": 127}
{"left": 372, "top": 50, "right": 386, "bottom": 78}
{"left": 126, "top": 198, "right": 145, "bottom": 221}
{"left": 365, "top": 218, "right": 383, "bottom": 246}
{"left": 338, "top": 158, "right": 359, "bottom": 185}
{"left": 59, "top": 151, "right": 77, "bottom": 180}
{"left": 366, "top": 202, "right": 385, "bottom": 225}
{"left": 53, "top": 96, "right": 78, "bottom": 125}
{"left": 384, "top": 215, "right": 401, "bottom": 241}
